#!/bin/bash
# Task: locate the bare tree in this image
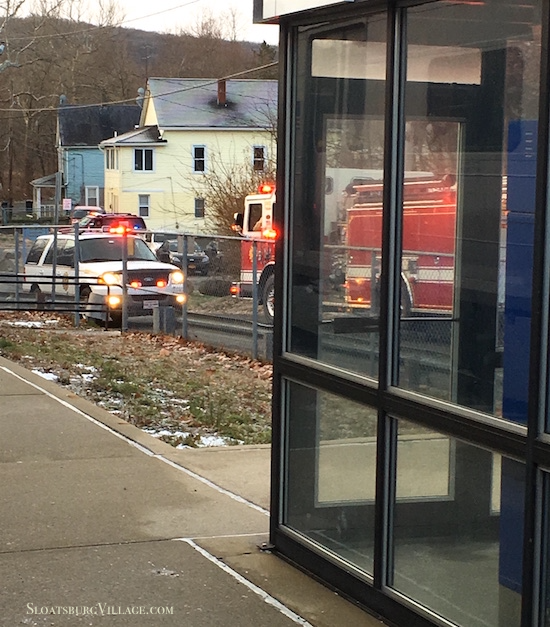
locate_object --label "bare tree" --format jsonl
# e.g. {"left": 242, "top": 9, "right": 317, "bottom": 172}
{"left": 0, "top": 0, "right": 279, "bottom": 202}
{"left": 189, "top": 153, "right": 276, "bottom": 234}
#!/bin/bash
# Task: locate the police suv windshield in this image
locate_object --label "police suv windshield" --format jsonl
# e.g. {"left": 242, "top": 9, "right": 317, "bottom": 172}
{"left": 79, "top": 238, "right": 158, "bottom": 263}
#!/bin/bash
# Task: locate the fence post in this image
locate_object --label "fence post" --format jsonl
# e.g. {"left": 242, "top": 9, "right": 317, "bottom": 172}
{"left": 50, "top": 226, "right": 57, "bottom": 305}
{"left": 74, "top": 222, "right": 80, "bottom": 328}
{"left": 181, "top": 234, "right": 188, "bottom": 339}
{"left": 252, "top": 240, "right": 258, "bottom": 360}
{"left": 121, "top": 231, "right": 128, "bottom": 332}
{"left": 14, "top": 229, "right": 20, "bottom": 304}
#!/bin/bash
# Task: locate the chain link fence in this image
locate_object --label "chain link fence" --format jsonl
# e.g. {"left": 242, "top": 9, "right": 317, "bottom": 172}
{"left": 0, "top": 224, "right": 506, "bottom": 372}
{"left": 0, "top": 225, "right": 273, "bottom": 360}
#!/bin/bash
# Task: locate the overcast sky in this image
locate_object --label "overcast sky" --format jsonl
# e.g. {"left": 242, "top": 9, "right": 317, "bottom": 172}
{"left": 116, "top": 0, "right": 279, "bottom": 44}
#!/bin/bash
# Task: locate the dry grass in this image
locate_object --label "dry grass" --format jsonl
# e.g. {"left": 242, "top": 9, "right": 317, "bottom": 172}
{"left": 0, "top": 311, "right": 272, "bottom": 448}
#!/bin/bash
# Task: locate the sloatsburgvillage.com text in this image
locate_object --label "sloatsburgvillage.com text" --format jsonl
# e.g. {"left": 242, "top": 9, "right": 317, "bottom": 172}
{"left": 26, "top": 603, "right": 174, "bottom": 616}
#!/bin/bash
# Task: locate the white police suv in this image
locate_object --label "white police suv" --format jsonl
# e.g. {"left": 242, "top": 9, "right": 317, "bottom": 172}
{"left": 23, "top": 232, "right": 185, "bottom": 325}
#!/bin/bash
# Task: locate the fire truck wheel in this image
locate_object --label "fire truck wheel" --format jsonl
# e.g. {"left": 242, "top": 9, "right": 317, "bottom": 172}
{"left": 262, "top": 274, "right": 275, "bottom": 324}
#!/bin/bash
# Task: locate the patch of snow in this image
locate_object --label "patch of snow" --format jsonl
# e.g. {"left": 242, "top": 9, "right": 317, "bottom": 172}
{"left": 32, "top": 369, "right": 58, "bottom": 381}
{"left": 198, "top": 435, "right": 230, "bottom": 447}
{"left": 8, "top": 319, "right": 60, "bottom": 328}
{"left": 75, "top": 364, "right": 97, "bottom": 372}
{"left": 143, "top": 428, "right": 189, "bottom": 438}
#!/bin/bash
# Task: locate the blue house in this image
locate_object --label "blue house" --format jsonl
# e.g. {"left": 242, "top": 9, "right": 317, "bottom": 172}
{"left": 57, "top": 102, "right": 141, "bottom": 209}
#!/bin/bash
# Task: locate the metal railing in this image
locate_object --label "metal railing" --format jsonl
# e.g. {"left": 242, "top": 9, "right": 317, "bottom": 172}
{"left": 0, "top": 224, "right": 273, "bottom": 360}
{"left": 1, "top": 224, "right": 500, "bottom": 366}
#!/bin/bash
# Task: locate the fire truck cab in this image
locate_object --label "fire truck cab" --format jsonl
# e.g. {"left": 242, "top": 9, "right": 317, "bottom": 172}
{"left": 231, "top": 184, "right": 277, "bottom": 323}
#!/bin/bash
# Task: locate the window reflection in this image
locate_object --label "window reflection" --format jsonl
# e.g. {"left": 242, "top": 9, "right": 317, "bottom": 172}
{"left": 289, "top": 16, "right": 387, "bottom": 378}
{"left": 393, "top": 419, "right": 522, "bottom": 627}
{"left": 284, "top": 380, "right": 378, "bottom": 574}
{"left": 396, "top": 3, "right": 541, "bottom": 424}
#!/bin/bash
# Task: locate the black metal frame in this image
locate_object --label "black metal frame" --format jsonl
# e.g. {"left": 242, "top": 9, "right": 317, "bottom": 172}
{"left": 269, "top": 1, "right": 550, "bottom": 626}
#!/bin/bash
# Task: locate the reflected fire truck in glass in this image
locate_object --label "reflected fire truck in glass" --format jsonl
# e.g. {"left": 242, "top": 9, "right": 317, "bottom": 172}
{"left": 344, "top": 174, "right": 457, "bottom": 315}
{"left": 231, "top": 175, "right": 457, "bottom": 322}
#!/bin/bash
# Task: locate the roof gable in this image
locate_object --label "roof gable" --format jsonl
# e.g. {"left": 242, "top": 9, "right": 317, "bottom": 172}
{"left": 100, "top": 125, "right": 165, "bottom": 146}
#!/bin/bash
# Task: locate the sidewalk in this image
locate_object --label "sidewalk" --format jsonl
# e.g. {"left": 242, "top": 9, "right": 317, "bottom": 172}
{"left": 0, "top": 356, "right": 385, "bottom": 627}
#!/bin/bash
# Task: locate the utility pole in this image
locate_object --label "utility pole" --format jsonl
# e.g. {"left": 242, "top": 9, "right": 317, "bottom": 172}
{"left": 54, "top": 170, "right": 62, "bottom": 224}
{"left": 142, "top": 45, "right": 152, "bottom": 84}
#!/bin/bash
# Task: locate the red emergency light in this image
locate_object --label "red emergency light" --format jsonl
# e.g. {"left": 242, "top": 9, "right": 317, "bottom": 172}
{"left": 109, "top": 225, "right": 131, "bottom": 235}
{"left": 262, "top": 228, "right": 278, "bottom": 239}
{"left": 258, "top": 183, "right": 275, "bottom": 195}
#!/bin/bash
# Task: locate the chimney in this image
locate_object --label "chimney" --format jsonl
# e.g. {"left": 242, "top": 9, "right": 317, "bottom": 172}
{"left": 217, "top": 79, "right": 227, "bottom": 107}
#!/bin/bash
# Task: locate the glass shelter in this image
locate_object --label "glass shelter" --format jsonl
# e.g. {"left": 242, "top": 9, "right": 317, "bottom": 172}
{"left": 254, "top": 0, "right": 550, "bottom": 625}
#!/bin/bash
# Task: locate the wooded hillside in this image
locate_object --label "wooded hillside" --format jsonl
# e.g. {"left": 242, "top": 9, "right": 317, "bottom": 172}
{"left": 0, "top": 13, "right": 278, "bottom": 203}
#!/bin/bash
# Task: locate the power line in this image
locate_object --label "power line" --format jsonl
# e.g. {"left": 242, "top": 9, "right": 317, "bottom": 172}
{"left": 4, "top": 0, "right": 203, "bottom": 42}
{"left": 0, "top": 62, "right": 279, "bottom": 113}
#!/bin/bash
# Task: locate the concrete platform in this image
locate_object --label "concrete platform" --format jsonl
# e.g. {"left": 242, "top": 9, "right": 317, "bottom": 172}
{"left": 0, "top": 356, "right": 385, "bottom": 627}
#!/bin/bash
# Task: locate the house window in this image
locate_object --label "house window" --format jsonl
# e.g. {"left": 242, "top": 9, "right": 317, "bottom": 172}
{"left": 253, "top": 146, "right": 266, "bottom": 171}
{"left": 193, "top": 146, "right": 206, "bottom": 172}
{"left": 134, "top": 148, "right": 153, "bottom": 171}
{"left": 105, "top": 148, "right": 118, "bottom": 171}
{"left": 138, "top": 194, "right": 150, "bottom": 217}
{"left": 194, "top": 198, "right": 205, "bottom": 218}
{"left": 85, "top": 186, "right": 99, "bottom": 206}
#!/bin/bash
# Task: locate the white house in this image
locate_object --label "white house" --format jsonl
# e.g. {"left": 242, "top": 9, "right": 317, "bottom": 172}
{"left": 101, "top": 78, "right": 278, "bottom": 233}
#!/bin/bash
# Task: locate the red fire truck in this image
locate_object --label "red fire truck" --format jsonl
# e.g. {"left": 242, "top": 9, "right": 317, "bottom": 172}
{"left": 230, "top": 183, "right": 277, "bottom": 322}
{"left": 231, "top": 175, "right": 457, "bottom": 322}
{"left": 345, "top": 174, "right": 457, "bottom": 314}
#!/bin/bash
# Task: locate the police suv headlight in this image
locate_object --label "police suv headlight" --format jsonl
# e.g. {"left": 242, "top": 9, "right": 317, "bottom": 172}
{"left": 99, "top": 272, "right": 122, "bottom": 286}
{"left": 170, "top": 270, "right": 184, "bottom": 284}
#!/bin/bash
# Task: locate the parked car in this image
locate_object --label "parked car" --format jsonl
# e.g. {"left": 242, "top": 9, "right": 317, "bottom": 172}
{"left": 146, "top": 232, "right": 210, "bottom": 276}
{"left": 69, "top": 206, "right": 105, "bottom": 224}
{"left": 155, "top": 239, "right": 210, "bottom": 276}
{"left": 23, "top": 232, "right": 184, "bottom": 325}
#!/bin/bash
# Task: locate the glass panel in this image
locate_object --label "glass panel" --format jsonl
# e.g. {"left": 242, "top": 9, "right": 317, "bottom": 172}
{"left": 144, "top": 149, "right": 153, "bottom": 171}
{"left": 396, "top": 1, "right": 541, "bottom": 424}
{"left": 284, "top": 380, "right": 378, "bottom": 574}
{"left": 194, "top": 146, "right": 205, "bottom": 172}
{"left": 134, "top": 149, "right": 143, "bottom": 171}
{"left": 543, "top": 472, "right": 550, "bottom": 626}
{"left": 288, "top": 15, "right": 387, "bottom": 380}
{"left": 393, "top": 418, "right": 523, "bottom": 627}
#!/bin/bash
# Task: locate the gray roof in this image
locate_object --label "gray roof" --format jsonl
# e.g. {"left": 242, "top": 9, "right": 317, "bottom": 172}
{"left": 145, "top": 78, "right": 278, "bottom": 129}
{"left": 58, "top": 104, "right": 141, "bottom": 147}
